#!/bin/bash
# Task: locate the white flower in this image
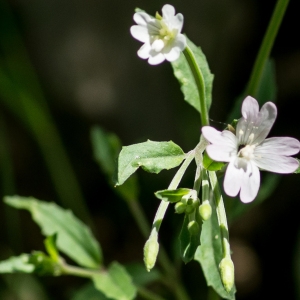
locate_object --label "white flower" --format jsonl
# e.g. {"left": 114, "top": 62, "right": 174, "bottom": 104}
{"left": 130, "top": 4, "right": 186, "bottom": 65}
{"left": 202, "top": 96, "right": 300, "bottom": 203}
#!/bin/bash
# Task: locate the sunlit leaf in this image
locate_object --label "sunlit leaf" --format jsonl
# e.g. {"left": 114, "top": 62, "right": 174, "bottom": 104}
{"left": 0, "top": 254, "right": 33, "bottom": 274}
{"left": 203, "top": 151, "right": 225, "bottom": 171}
{"left": 115, "top": 140, "right": 185, "bottom": 186}
{"left": 155, "top": 188, "right": 191, "bottom": 203}
{"left": 93, "top": 262, "right": 136, "bottom": 300}
{"left": 171, "top": 36, "right": 214, "bottom": 114}
{"left": 4, "top": 196, "right": 102, "bottom": 269}
{"left": 195, "top": 199, "right": 236, "bottom": 299}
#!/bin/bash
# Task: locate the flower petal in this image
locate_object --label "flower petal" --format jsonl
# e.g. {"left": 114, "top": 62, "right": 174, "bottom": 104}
{"left": 173, "top": 34, "right": 186, "bottom": 50}
{"left": 130, "top": 25, "right": 149, "bottom": 43}
{"left": 223, "top": 161, "right": 242, "bottom": 197}
{"left": 137, "top": 43, "right": 151, "bottom": 59}
{"left": 152, "top": 39, "right": 164, "bottom": 52}
{"left": 255, "top": 137, "right": 300, "bottom": 156}
{"left": 162, "top": 4, "right": 175, "bottom": 20}
{"left": 148, "top": 52, "right": 165, "bottom": 65}
{"left": 133, "top": 12, "right": 153, "bottom": 26}
{"left": 164, "top": 47, "right": 180, "bottom": 62}
{"left": 236, "top": 96, "right": 277, "bottom": 145}
{"left": 253, "top": 155, "right": 299, "bottom": 174}
{"left": 239, "top": 161, "right": 260, "bottom": 203}
{"left": 202, "top": 126, "right": 235, "bottom": 144}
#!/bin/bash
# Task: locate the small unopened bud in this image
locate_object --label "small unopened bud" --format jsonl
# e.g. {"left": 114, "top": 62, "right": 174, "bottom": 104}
{"left": 187, "top": 220, "right": 200, "bottom": 235}
{"left": 219, "top": 257, "right": 235, "bottom": 293}
{"left": 175, "top": 202, "right": 186, "bottom": 214}
{"left": 199, "top": 200, "right": 212, "bottom": 221}
{"left": 185, "top": 204, "right": 195, "bottom": 214}
{"left": 144, "top": 237, "right": 159, "bottom": 272}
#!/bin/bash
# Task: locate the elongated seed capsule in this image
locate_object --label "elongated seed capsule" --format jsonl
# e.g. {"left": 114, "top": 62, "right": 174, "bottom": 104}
{"left": 219, "top": 257, "right": 235, "bottom": 292}
{"left": 199, "top": 200, "right": 212, "bottom": 221}
{"left": 144, "top": 235, "right": 159, "bottom": 272}
{"left": 187, "top": 220, "right": 200, "bottom": 235}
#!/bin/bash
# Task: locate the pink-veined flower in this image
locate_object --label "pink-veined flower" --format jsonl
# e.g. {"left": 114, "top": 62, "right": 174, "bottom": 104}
{"left": 202, "top": 96, "right": 300, "bottom": 203}
{"left": 130, "top": 4, "right": 186, "bottom": 65}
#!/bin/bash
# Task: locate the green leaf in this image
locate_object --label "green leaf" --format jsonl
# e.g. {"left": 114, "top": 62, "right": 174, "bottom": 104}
{"left": 195, "top": 200, "right": 236, "bottom": 299}
{"left": 0, "top": 254, "right": 34, "bottom": 274}
{"left": 91, "top": 126, "right": 139, "bottom": 201}
{"left": 4, "top": 196, "right": 102, "bottom": 269}
{"left": 72, "top": 283, "right": 108, "bottom": 300}
{"left": 125, "top": 262, "right": 161, "bottom": 287}
{"left": 203, "top": 152, "right": 226, "bottom": 171}
{"left": 179, "top": 215, "right": 202, "bottom": 264}
{"left": 171, "top": 37, "right": 214, "bottom": 114}
{"left": 93, "top": 262, "right": 136, "bottom": 300}
{"left": 154, "top": 188, "right": 191, "bottom": 203}
{"left": 115, "top": 140, "right": 185, "bottom": 186}
{"left": 91, "top": 126, "right": 121, "bottom": 177}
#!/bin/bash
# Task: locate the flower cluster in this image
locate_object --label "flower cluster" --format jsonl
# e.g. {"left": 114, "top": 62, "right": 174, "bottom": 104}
{"left": 202, "top": 96, "right": 300, "bottom": 203}
{"left": 130, "top": 4, "right": 186, "bottom": 65}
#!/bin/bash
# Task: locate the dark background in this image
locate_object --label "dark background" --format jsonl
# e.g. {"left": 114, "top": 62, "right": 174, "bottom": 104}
{"left": 1, "top": 0, "right": 300, "bottom": 299}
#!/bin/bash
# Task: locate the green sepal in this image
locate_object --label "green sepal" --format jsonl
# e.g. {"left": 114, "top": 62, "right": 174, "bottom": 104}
{"left": 203, "top": 151, "right": 225, "bottom": 171}
{"left": 115, "top": 140, "right": 185, "bottom": 186}
{"left": 28, "top": 251, "right": 62, "bottom": 276}
{"left": 154, "top": 188, "right": 191, "bottom": 203}
{"left": 179, "top": 215, "right": 202, "bottom": 264}
{"left": 44, "top": 234, "right": 59, "bottom": 262}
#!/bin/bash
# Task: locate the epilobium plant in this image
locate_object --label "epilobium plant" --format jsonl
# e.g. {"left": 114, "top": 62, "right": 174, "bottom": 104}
{"left": 0, "top": 1, "right": 298, "bottom": 300}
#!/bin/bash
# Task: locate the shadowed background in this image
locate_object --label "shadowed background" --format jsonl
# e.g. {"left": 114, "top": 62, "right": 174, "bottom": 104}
{"left": 1, "top": 0, "right": 300, "bottom": 299}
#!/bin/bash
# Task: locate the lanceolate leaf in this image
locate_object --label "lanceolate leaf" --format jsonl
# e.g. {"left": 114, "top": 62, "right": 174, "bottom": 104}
{"left": 155, "top": 188, "right": 191, "bottom": 203}
{"left": 194, "top": 199, "right": 236, "bottom": 299}
{"left": 91, "top": 126, "right": 139, "bottom": 201}
{"left": 171, "top": 36, "right": 214, "bottom": 114}
{"left": 115, "top": 140, "right": 185, "bottom": 186}
{"left": 4, "top": 196, "right": 102, "bottom": 269}
{"left": 203, "top": 151, "right": 225, "bottom": 171}
{"left": 93, "top": 262, "right": 136, "bottom": 300}
{"left": 0, "top": 254, "right": 33, "bottom": 274}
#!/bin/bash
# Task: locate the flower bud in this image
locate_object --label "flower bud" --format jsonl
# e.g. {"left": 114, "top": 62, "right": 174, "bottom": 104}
{"left": 187, "top": 220, "right": 200, "bottom": 235}
{"left": 175, "top": 202, "right": 186, "bottom": 214}
{"left": 144, "top": 237, "right": 159, "bottom": 272}
{"left": 219, "top": 257, "right": 235, "bottom": 293}
{"left": 185, "top": 204, "right": 195, "bottom": 214}
{"left": 199, "top": 200, "right": 212, "bottom": 221}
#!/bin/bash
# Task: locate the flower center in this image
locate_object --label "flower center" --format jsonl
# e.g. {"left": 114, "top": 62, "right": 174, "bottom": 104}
{"left": 237, "top": 144, "right": 255, "bottom": 160}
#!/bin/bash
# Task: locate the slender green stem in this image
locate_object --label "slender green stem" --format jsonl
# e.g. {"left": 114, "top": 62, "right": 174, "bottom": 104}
{"left": 126, "top": 199, "right": 151, "bottom": 239}
{"left": 246, "top": 0, "right": 290, "bottom": 97}
{"left": 183, "top": 46, "right": 209, "bottom": 126}
{"left": 208, "top": 171, "right": 230, "bottom": 254}
{"left": 137, "top": 286, "right": 167, "bottom": 300}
